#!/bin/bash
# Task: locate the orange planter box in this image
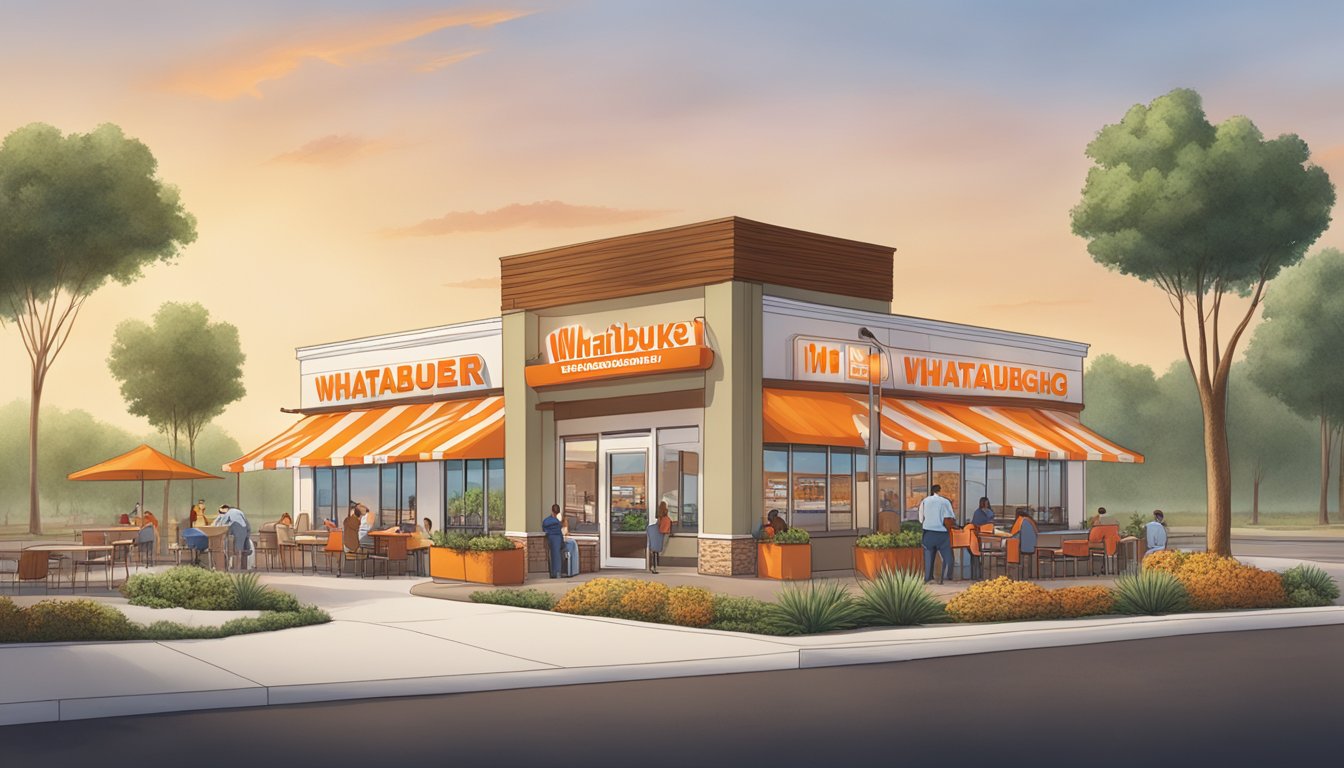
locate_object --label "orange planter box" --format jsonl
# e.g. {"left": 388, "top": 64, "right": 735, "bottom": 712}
{"left": 757, "top": 542, "right": 812, "bottom": 580}
{"left": 464, "top": 545, "right": 526, "bottom": 586}
{"left": 853, "top": 546, "right": 923, "bottom": 579}
{"left": 429, "top": 547, "right": 466, "bottom": 581}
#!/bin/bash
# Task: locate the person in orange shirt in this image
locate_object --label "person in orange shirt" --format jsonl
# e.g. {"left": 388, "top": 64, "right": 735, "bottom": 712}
{"left": 650, "top": 502, "right": 673, "bottom": 574}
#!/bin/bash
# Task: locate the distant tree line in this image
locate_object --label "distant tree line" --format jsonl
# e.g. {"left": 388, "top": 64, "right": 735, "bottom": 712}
{"left": 0, "top": 399, "right": 289, "bottom": 530}
{"left": 1082, "top": 355, "right": 1332, "bottom": 517}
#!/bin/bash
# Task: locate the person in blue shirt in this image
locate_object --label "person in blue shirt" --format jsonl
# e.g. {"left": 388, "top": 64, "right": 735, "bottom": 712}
{"left": 542, "top": 504, "right": 565, "bottom": 578}
{"left": 971, "top": 497, "right": 995, "bottom": 527}
{"left": 1144, "top": 510, "right": 1168, "bottom": 557}
{"left": 215, "top": 504, "right": 252, "bottom": 570}
{"left": 918, "top": 484, "right": 955, "bottom": 584}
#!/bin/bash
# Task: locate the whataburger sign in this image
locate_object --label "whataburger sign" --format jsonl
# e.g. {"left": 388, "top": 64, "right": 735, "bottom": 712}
{"left": 793, "top": 337, "right": 1076, "bottom": 401}
{"left": 525, "top": 319, "right": 715, "bottom": 387}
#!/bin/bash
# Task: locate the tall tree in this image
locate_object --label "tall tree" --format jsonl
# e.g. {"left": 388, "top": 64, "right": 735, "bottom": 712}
{"left": 0, "top": 123, "right": 196, "bottom": 534}
{"left": 1244, "top": 248, "right": 1344, "bottom": 525}
{"left": 108, "top": 302, "right": 245, "bottom": 530}
{"left": 1071, "top": 88, "right": 1335, "bottom": 555}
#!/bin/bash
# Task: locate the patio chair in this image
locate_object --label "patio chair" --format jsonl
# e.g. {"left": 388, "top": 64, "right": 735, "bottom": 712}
{"left": 407, "top": 530, "right": 432, "bottom": 576}
{"left": 985, "top": 515, "right": 1039, "bottom": 579}
{"left": 72, "top": 549, "right": 113, "bottom": 591}
{"left": 322, "top": 530, "right": 344, "bottom": 572}
{"left": 132, "top": 525, "right": 156, "bottom": 569}
{"left": 18, "top": 549, "right": 53, "bottom": 593}
{"left": 294, "top": 512, "right": 311, "bottom": 533}
{"left": 876, "top": 511, "right": 900, "bottom": 533}
{"left": 274, "top": 523, "right": 299, "bottom": 572}
{"left": 1080, "top": 527, "right": 1123, "bottom": 572}
{"left": 1, "top": 551, "right": 18, "bottom": 592}
{"left": 338, "top": 516, "right": 387, "bottom": 578}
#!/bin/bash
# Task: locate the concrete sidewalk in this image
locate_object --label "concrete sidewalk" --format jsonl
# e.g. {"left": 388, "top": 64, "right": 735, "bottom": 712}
{"left": 3, "top": 558, "right": 1342, "bottom": 727}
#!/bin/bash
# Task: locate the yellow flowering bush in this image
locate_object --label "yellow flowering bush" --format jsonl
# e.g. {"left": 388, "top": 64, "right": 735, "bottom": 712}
{"left": 665, "top": 586, "right": 714, "bottom": 628}
{"left": 1141, "top": 549, "right": 1188, "bottom": 575}
{"left": 1051, "top": 586, "right": 1114, "bottom": 618}
{"left": 1167, "top": 553, "right": 1286, "bottom": 611}
{"left": 946, "top": 577, "right": 1059, "bottom": 622}
{"left": 553, "top": 579, "right": 714, "bottom": 627}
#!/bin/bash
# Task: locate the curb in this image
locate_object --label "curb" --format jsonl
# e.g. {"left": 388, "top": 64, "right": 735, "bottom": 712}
{"left": 4, "top": 606, "right": 1342, "bottom": 727}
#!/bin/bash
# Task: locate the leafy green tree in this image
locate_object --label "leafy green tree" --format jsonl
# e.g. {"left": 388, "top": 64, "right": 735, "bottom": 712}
{"left": 0, "top": 123, "right": 196, "bottom": 534}
{"left": 1244, "top": 248, "right": 1344, "bottom": 525}
{"left": 108, "top": 302, "right": 245, "bottom": 541}
{"left": 1071, "top": 88, "right": 1335, "bottom": 555}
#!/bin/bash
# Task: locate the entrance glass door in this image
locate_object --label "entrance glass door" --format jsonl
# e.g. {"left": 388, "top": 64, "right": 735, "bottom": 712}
{"left": 600, "top": 433, "right": 652, "bottom": 568}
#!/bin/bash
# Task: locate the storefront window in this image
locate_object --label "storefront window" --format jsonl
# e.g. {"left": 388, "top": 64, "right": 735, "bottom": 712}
{"left": 791, "top": 448, "right": 827, "bottom": 531}
{"left": 563, "top": 438, "right": 599, "bottom": 534}
{"left": 350, "top": 467, "right": 378, "bottom": 524}
{"left": 829, "top": 450, "right": 853, "bottom": 531}
{"left": 932, "top": 455, "right": 961, "bottom": 524}
{"left": 464, "top": 460, "right": 485, "bottom": 530}
{"left": 657, "top": 427, "right": 700, "bottom": 534}
{"left": 1004, "top": 458, "right": 1028, "bottom": 516}
{"left": 1046, "top": 460, "right": 1065, "bottom": 524}
{"left": 854, "top": 453, "right": 871, "bottom": 532}
{"left": 986, "top": 457, "right": 1004, "bottom": 521}
{"left": 877, "top": 454, "right": 901, "bottom": 530}
{"left": 487, "top": 459, "right": 505, "bottom": 533}
{"left": 334, "top": 467, "right": 350, "bottom": 519}
{"left": 903, "top": 455, "right": 929, "bottom": 521}
{"left": 680, "top": 452, "right": 699, "bottom": 531}
{"left": 764, "top": 447, "right": 790, "bottom": 526}
{"left": 963, "top": 456, "right": 986, "bottom": 521}
{"left": 401, "top": 463, "right": 417, "bottom": 526}
{"left": 315, "top": 467, "right": 333, "bottom": 523}
{"left": 380, "top": 465, "right": 398, "bottom": 528}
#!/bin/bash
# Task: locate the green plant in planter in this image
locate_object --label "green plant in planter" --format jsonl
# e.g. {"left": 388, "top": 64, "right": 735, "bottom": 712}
{"left": 1112, "top": 569, "right": 1188, "bottom": 615}
{"left": 771, "top": 528, "right": 811, "bottom": 545}
{"left": 620, "top": 511, "right": 647, "bottom": 531}
{"left": 467, "top": 534, "right": 517, "bottom": 551}
{"left": 431, "top": 530, "right": 473, "bottom": 550}
{"left": 900, "top": 520, "right": 922, "bottom": 534}
{"left": 1280, "top": 564, "right": 1340, "bottom": 607}
{"left": 1121, "top": 512, "right": 1147, "bottom": 539}
{"left": 856, "top": 569, "right": 946, "bottom": 626}
{"left": 857, "top": 530, "right": 921, "bottom": 548}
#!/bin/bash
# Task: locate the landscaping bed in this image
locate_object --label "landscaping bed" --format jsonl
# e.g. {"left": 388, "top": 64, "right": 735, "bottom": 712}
{"left": 465, "top": 555, "right": 1339, "bottom": 637}
{"left": 0, "top": 566, "right": 330, "bottom": 643}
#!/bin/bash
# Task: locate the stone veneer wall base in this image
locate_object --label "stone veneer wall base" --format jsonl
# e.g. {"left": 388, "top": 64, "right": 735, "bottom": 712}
{"left": 697, "top": 537, "right": 756, "bottom": 576}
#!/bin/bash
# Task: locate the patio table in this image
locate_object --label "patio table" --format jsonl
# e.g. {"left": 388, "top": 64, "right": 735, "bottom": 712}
{"left": 24, "top": 544, "right": 115, "bottom": 589}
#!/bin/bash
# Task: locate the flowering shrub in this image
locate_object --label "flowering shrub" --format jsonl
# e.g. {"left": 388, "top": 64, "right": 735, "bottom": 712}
{"left": 553, "top": 579, "right": 716, "bottom": 627}
{"left": 1051, "top": 586, "right": 1114, "bottom": 618}
{"left": 1145, "top": 552, "right": 1286, "bottom": 611}
{"left": 1141, "top": 549, "right": 1188, "bottom": 574}
{"left": 946, "top": 577, "right": 1058, "bottom": 622}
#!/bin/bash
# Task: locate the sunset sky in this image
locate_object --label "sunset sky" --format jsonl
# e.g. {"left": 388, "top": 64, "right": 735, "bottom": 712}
{"left": 1, "top": 0, "right": 1341, "bottom": 452}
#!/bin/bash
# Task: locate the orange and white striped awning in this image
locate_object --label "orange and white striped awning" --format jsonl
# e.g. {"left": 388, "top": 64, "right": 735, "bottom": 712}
{"left": 763, "top": 389, "right": 1142, "bottom": 463}
{"left": 224, "top": 397, "right": 504, "bottom": 472}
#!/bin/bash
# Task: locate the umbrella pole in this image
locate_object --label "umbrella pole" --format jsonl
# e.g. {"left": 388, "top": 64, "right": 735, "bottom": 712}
{"left": 235, "top": 472, "right": 240, "bottom": 507}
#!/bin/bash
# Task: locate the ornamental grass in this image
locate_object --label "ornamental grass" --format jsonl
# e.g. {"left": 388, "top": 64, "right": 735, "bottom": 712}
{"left": 855, "top": 568, "right": 945, "bottom": 625}
{"left": 1280, "top": 564, "right": 1340, "bottom": 608}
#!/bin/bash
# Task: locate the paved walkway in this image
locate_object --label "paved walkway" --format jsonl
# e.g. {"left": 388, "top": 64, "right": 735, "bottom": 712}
{"left": 2, "top": 557, "right": 1342, "bottom": 727}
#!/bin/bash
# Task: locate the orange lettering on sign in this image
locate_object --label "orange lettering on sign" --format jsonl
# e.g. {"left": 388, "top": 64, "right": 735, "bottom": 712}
{"left": 312, "top": 355, "right": 488, "bottom": 403}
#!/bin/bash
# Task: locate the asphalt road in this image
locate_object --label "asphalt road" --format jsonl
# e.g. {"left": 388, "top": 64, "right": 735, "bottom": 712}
{"left": 1231, "top": 537, "right": 1344, "bottom": 563}
{"left": 2, "top": 625, "right": 1340, "bottom": 767}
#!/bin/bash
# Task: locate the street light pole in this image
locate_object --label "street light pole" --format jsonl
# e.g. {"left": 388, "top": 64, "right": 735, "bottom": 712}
{"left": 859, "top": 328, "right": 884, "bottom": 531}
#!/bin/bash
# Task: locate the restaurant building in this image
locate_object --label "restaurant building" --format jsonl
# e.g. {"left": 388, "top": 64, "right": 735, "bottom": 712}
{"left": 226, "top": 217, "right": 1141, "bottom": 576}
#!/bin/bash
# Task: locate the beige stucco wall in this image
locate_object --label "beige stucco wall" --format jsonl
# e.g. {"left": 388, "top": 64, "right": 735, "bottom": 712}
{"left": 503, "top": 311, "right": 545, "bottom": 535}
{"left": 762, "top": 282, "right": 891, "bottom": 315}
{"left": 702, "top": 281, "right": 763, "bottom": 536}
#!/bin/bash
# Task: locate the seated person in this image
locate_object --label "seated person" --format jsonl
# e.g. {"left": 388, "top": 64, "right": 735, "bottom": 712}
{"left": 1143, "top": 510, "right": 1168, "bottom": 556}
{"left": 761, "top": 508, "right": 789, "bottom": 538}
{"left": 277, "top": 512, "right": 294, "bottom": 527}
{"left": 1089, "top": 506, "right": 1109, "bottom": 529}
{"left": 355, "top": 503, "right": 376, "bottom": 547}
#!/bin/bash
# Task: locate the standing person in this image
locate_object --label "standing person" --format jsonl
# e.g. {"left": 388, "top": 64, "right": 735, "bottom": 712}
{"left": 542, "top": 504, "right": 565, "bottom": 579}
{"left": 1143, "top": 510, "right": 1168, "bottom": 557}
{"left": 648, "top": 501, "right": 673, "bottom": 574}
{"left": 918, "top": 484, "right": 955, "bottom": 584}
{"left": 215, "top": 504, "right": 252, "bottom": 570}
{"left": 971, "top": 497, "right": 995, "bottom": 527}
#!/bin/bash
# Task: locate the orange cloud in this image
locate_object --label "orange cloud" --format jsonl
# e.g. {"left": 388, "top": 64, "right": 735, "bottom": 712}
{"left": 384, "top": 201, "right": 674, "bottom": 237}
{"left": 417, "top": 50, "right": 485, "bottom": 73}
{"left": 270, "top": 134, "right": 388, "bottom": 165}
{"left": 157, "top": 9, "right": 530, "bottom": 100}
{"left": 442, "top": 277, "right": 501, "bottom": 289}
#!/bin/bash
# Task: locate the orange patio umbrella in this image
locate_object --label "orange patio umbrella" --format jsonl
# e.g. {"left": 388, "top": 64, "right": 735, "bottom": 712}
{"left": 67, "top": 443, "right": 222, "bottom": 512}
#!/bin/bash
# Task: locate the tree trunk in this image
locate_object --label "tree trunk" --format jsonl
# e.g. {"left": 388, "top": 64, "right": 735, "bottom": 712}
{"left": 1337, "top": 428, "right": 1343, "bottom": 524}
{"left": 1199, "top": 382, "right": 1233, "bottom": 556}
{"left": 1251, "top": 464, "right": 1261, "bottom": 527}
{"left": 28, "top": 368, "right": 45, "bottom": 535}
{"left": 1319, "top": 415, "right": 1332, "bottom": 526}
